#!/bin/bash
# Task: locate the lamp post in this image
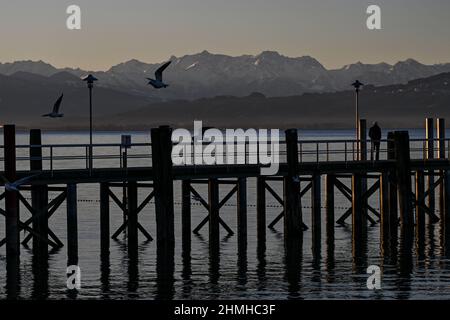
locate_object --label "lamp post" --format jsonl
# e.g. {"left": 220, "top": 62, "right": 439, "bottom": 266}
{"left": 82, "top": 74, "right": 98, "bottom": 173}
{"left": 352, "top": 80, "right": 364, "bottom": 159}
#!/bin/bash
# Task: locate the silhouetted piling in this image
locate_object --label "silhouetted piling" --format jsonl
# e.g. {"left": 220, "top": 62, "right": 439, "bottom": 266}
{"left": 151, "top": 126, "right": 175, "bottom": 253}
{"left": 66, "top": 184, "right": 78, "bottom": 265}
{"left": 387, "top": 132, "right": 398, "bottom": 244}
{"left": 122, "top": 152, "right": 128, "bottom": 229}
{"left": 256, "top": 177, "right": 266, "bottom": 248}
{"left": 30, "top": 129, "right": 49, "bottom": 259}
{"left": 443, "top": 170, "right": 450, "bottom": 254}
{"left": 437, "top": 118, "right": 446, "bottom": 220}
{"left": 325, "top": 174, "right": 335, "bottom": 252}
{"left": 426, "top": 118, "right": 435, "bottom": 216}
{"left": 181, "top": 180, "right": 191, "bottom": 254}
{"left": 237, "top": 177, "right": 247, "bottom": 251}
{"left": 415, "top": 170, "right": 425, "bottom": 249}
{"left": 394, "top": 131, "right": 414, "bottom": 247}
{"left": 237, "top": 181, "right": 248, "bottom": 286}
{"left": 4, "top": 125, "right": 19, "bottom": 257}
{"left": 127, "top": 181, "right": 138, "bottom": 258}
{"left": 352, "top": 173, "right": 364, "bottom": 257}
{"left": 4, "top": 125, "right": 20, "bottom": 297}
{"left": 100, "top": 183, "right": 110, "bottom": 257}
{"left": 208, "top": 178, "right": 220, "bottom": 253}
{"left": 283, "top": 129, "right": 303, "bottom": 245}
{"left": 311, "top": 173, "right": 321, "bottom": 255}
{"left": 380, "top": 171, "right": 390, "bottom": 255}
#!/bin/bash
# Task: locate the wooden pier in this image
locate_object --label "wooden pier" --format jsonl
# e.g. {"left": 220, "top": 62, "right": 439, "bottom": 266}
{"left": 2, "top": 118, "right": 450, "bottom": 295}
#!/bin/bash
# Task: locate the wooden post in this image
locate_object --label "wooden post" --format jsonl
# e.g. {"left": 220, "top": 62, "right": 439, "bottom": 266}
{"left": 30, "top": 129, "right": 48, "bottom": 259}
{"left": 437, "top": 118, "right": 446, "bottom": 158}
{"left": 352, "top": 173, "right": 364, "bottom": 256}
{"left": 415, "top": 170, "right": 425, "bottom": 249}
{"left": 325, "top": 175, "right": 335, "bottom": 251}
{"left": 426, "top": 118, "right": 435, "bottom": 216}
{"left": 151, "top": 126, "right": 175, "bottom": 252}
{"left": 181, "top": 180, "right": 191, "bottom": 254}
{"left": 380, "top": 172, "right": 390, "bottom": 255}
{"left": 127, "top": 181, "right": 138, "bottom": 258}
{"left": 66, "top": 184, "right": 78, "bottom": 265}
{"left": 284, "top": 129, "right": 303, "bottom": 245}
{"left": 100, "top": 183, "right": 110, "bottom": 257}
{"left": 237, "top": 178, "right": 248, "bottom": 251}
{"left": 394, "top": 131, "right": 414, "bottom": 241}
{"left": 311, "top": 173, "right": 321, "bottom": 254}
{"left": 387, "top": 132, "right": 398, "bottom": 243}
{"left": 4, "top": 125, "right": 19, "bottom": 259}
{"left": 437, "top": 118, "right": 446, "bottom": 220}
{"left": 208, "top": 178, "right": 220, "bottom": 253}
{"left": 122, "top": 152, "right": 128, "bottom": 229}
{"left": 4, "top": 125, "right": 20, "bottom": 296}
{"left": 256, "top": 177, "right": 266, "bottom": 246}
{"left": 442, "top": 170, "right": 450, "bottom": 254}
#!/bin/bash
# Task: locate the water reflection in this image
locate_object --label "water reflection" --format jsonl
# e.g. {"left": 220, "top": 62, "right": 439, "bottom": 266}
{"left": 31, "top": 255, "right": 49, "bottom": 299}
{"left": 352, "top": 234, "right": 368, "bottom": 274}
{"left": 237, "top": 245, "right": 248, "bottom": 289}
{"left": 6, "top": 256, "right": 20, "bottom": 299}
{"left": 181, "top": 248, "right": 192, "bottom": 299}
{"left": 396, "top": 250, "right": 413, "bottom": 300}
{"left": 100, "top": 254, "right": 111, "bottom": 299}
{"left": 284, "top": 236, "right": 303, "bottom": 299}
{"left": 5, "top": 195, "right": 450, "bottom": 300}
{"left": 256, "top": 244, "right": 267, "bottom": 292}
{"left": 155, "top": 244, "right": 175, "bottom": 300}
{"left": 326, "top": 213, "right": 335, "bottom": 283}
{"left": 325, "top": 241, "right": 335, "bottom": 283}
{"left": 209, "top": 248, "right": 220, "bottom": 286}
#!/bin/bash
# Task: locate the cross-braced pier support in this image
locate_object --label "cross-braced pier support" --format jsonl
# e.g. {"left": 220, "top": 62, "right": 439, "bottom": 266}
{"left": 3, "top": 120, "right": 450, "bottom": 293}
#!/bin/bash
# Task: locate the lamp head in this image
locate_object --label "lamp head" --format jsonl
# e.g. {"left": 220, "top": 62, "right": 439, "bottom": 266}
{"left": 82, "top": 74, "right": 98, "bottom": 88}
{"left": 352, "top": 80, "right": 364, "bottom": 91}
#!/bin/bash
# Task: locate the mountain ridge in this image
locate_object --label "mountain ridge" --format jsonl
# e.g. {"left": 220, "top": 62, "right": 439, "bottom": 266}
{"left": 1, "top": 51, "right": 450, "bottom": 101}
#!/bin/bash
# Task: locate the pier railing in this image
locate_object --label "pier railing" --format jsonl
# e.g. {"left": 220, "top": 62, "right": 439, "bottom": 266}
{"left": 1, "top": 137, "right": 449, "bottom": 174}
{"left": 298, "top": 138, "right": 449, "bottom": 163}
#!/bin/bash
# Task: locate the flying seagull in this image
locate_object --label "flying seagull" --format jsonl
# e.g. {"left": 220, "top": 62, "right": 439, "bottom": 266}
{"left": 1, "top": 174, "right": 41, "bottom": 192}
{"left": 147, "top": 61, "right": 171, "bottom": 89}
{"left": 43, "top": 93, "right": 64, "bottom": 118}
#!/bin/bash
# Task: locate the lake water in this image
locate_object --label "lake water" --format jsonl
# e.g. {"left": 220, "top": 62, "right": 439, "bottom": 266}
{"left": 1, "top": 129, "right": 450, "bottom": 300}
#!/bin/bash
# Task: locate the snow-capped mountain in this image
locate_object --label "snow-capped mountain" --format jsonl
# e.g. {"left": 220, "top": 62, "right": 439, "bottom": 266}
{"left": 1, "top": 51, "right": 450, "bottom": 100}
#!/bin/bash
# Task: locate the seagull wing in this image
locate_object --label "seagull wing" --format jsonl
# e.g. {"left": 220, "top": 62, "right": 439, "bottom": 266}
{"left": 53, "top": 94, "right": 64, "bottom": 113}
{"left": 155, "top": 61, "right": 172, "bottom": 82}
{"left": 13, "top": 173, "right": 41, "bottom": 187}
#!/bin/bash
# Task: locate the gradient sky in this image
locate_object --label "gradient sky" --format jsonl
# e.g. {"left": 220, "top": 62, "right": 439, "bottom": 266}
{"left": 0, "top": 0, "right": 449, "bottom": 70}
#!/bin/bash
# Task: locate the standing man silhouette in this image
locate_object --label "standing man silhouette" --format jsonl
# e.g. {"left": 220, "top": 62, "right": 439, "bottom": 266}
{"left": 369, "top": 122, "right": 382, "bottom": 161}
